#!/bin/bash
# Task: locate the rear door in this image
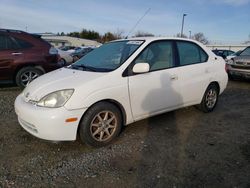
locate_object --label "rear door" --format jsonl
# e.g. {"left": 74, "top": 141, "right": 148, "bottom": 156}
{"left": 175, "top": 40, "right": 211, "bottom": 105}
{"left": 0, "top": 34, "right": 22, "bottom": 81}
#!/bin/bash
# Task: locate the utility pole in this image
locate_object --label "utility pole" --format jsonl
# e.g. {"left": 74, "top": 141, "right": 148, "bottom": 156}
{"left": 181, "top": 14, "right": 187, "bottom": 37}
{"left": 189, "top": 30, "right": 192, "bottom": 39}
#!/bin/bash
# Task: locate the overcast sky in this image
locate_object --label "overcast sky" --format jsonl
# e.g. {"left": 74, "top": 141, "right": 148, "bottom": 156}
{"left": 0, "top": 0, "right": 250, "bottom": 43}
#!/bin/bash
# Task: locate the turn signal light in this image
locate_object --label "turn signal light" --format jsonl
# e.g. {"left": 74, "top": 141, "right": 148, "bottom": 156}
{"left": 65, "top": 118, "right": 78, "bottom": 123}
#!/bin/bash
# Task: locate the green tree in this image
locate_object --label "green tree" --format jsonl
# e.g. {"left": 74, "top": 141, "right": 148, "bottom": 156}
{"left": 101, "top": 32, "right": 116, "bottom": 43}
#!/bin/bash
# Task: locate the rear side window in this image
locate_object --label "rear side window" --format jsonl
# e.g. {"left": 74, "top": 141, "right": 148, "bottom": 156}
{"left": 13, "top": 37, "right": 33, "bottom": 48}
{"left": 177, "top": 41, "right": 208, "bottom": 66}
{"left": 0, "top": 34, "right": 19, "bottom": 50}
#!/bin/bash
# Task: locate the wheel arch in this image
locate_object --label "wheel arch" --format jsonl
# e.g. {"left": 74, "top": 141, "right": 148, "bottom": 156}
{"left": 77, "top": 99, "right": 127, "bottom": 135}
{"left": 209, "top": 81, "right": 220, "bottom": 94}
{"left": 13, "top": 64, "right": 45, "bottom": 83}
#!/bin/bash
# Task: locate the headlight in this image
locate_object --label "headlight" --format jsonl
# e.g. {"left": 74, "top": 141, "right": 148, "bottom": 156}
{"left": 37, "top": 89, "right": 74, "bottom": 108}
{"left": 226, "top": 59, "right": 234, "bottom": 64}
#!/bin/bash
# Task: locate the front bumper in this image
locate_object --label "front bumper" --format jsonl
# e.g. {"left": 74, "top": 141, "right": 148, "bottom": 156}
{"left": 15, "top": 94, "right": 86, "bottom": 141}
{"left": 227, "top": 64, "right": 250, "bottom": 78}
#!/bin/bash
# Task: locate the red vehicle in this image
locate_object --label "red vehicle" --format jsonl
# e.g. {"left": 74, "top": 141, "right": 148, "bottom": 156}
{"left": 0, "top": 29, "right": 62, "bottom": 87}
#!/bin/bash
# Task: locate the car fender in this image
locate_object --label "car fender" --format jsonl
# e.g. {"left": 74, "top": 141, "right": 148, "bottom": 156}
{"left": 65, "top": 84, "right": 134, "bottom": 125}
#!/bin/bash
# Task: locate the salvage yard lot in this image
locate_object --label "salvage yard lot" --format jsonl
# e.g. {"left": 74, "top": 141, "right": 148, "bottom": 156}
{"left": 0, "top": 80, "right": 250, "bottom": 187}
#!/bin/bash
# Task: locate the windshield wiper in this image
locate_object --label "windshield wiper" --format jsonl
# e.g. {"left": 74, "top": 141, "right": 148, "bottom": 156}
{"left": 71, "top": 64, "right": 97, "bottom": 72}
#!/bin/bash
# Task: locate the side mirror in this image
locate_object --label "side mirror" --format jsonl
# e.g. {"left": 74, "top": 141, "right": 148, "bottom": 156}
{"left": 132, "top": 63, "right": 150, "bottom": 74}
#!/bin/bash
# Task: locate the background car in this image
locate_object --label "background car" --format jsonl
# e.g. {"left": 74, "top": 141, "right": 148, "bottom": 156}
{"left": 59, "top": 45, "right": 76, "bottom": 52}
{"left": 225, "top": 50, "right": 242, "bottom": 61}
{"left": 226, "top": 46, "right": 250, "bottom": 79}
{"left": 0, "top": 29, "right": 61, "bottom": 87}
{"left": 70, "top": 47, "right": 95, "bottom": 62}
{"left": 57, "top": 49, "right": 73, "bottom": 65}
{"left": 212, "top": 49, "right": 235, "bottom": 59}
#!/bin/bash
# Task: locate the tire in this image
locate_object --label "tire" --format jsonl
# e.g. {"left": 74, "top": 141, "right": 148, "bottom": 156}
{"left": 59, "top": 58, "right": 66, "bottom": 66}
{"left": 79, "top": 102, "right": 122, "bottom": 147}
{"left": 16, "top": 67, "right": 43, "bottom": 88}
{"left": 198, "top": 84, "right": 219, "bottom": 113}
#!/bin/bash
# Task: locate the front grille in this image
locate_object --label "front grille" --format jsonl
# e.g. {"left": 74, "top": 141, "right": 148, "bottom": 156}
{"left": 235, "top": 61, "right": 250, "bottom": 66}
{"left": 19, "top": 118, "right": 38, "bottom": 134}
{"left": 231, "top": 65, "right": 250, "bottom": 70}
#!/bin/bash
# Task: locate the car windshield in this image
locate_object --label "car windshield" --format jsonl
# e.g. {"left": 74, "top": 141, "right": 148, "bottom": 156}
{"left": 240, "top": 47, "right": 250, "bottom": 56}
{"left": 71, "top": 40, "right": 144, "bottom": 72}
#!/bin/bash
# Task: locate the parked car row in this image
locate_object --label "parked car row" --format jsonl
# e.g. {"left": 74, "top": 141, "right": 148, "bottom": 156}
{"left": 212, "top": 49, "right": 235, "bottom": 59}
{"left": 70, "top": 47, "right": 95, "bottom": 62}
{"left": 211, "top": 47, "right": 250, "bottom": 79}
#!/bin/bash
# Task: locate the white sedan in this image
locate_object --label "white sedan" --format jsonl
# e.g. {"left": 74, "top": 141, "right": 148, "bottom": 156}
{"left": 15, "top": 37, "right": 228, "bottom": 147}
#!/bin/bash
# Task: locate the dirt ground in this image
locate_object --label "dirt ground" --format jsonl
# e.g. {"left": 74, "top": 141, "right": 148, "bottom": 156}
{"left": 0, "top": 80, "right": 249, "bottom": 188}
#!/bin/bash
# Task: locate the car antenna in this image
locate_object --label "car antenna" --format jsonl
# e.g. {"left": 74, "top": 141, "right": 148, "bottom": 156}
{"left": 125, "top": 8, "right": 151, "bottom": 39}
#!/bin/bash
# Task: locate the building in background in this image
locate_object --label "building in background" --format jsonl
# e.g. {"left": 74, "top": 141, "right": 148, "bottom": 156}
{"left": 41, "top": 33, "right": 102, "bottom": 48}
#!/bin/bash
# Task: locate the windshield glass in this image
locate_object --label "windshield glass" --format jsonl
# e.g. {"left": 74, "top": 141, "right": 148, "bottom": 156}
{"left": 240, "top": 47, "right": 250, "bottom": 56}
{"left": 71, "top": 40, "right": 144, "bottom": 72}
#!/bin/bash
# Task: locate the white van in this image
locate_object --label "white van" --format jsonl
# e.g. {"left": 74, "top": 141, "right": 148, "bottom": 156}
{"left": 15, "top": 37, "right": 228, "bottom": 147}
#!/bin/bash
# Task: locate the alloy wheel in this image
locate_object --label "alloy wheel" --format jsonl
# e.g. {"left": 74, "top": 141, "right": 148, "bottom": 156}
{"left": 20, "top": 71, "right": 39, "bottom": 86}
{"left": 205, "top": 89, "right": 217, "bottom": 109}
{"left": 90, "top": 111, "right": 117, "bottom": 142}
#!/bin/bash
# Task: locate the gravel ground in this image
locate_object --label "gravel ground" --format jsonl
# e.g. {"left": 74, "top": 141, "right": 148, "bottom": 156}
{"left": 0, "top": 80, "right": 250, "bottom": 188}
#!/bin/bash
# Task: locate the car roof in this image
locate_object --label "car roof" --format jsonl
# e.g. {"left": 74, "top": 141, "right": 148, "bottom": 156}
{"left": 112, "top": 37, "right": 209, "bottom": 48}
{"left": 114, "top": 36, "right": 201, "bottom": 43}
{"left": 0, "top": 28, "right": 25, "bottom": 34}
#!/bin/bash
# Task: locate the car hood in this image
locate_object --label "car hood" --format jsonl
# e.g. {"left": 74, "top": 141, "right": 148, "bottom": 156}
{"left": 22, "top": 68, "right": 107, "bottom": 102}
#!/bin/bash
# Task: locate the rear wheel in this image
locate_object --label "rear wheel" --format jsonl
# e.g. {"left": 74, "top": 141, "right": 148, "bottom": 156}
{"left": 15, "top": 67, "right": 43, "bottom": 88}
{"left": 79, "top": 102, "right": 122, "bottom": 147}
{"left": 58, "top": 58, "right": 66, "bottom": 66}
{"left": 198, "top": 84, "right": 219, "bottom": 113}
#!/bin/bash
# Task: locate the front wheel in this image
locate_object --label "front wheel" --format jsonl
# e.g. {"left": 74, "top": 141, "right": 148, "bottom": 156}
{"left": 15, "top": 67, "right": 43, "bottom": 88}
{"left": 79, "top": 102, "right": 122, "bottom": 147}
{"left": 198, "top": 84, "right": 219, "bottom": 113}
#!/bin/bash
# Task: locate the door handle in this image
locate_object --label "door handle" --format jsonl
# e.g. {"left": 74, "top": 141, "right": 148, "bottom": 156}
{"left": 12, "top": 52, "right": 23, "bottom": 55}
{"left": 170, "top": 75, "right": 178, "bottom": 80}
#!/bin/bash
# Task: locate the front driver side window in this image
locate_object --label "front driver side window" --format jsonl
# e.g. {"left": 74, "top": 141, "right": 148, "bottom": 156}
{"left": 134, "top": 41, "right": 174, "bottom": 71}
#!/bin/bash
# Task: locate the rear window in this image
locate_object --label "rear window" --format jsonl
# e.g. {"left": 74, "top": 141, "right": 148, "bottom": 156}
{"left": 177, "top": 41, "right": 208, "bottom": 66}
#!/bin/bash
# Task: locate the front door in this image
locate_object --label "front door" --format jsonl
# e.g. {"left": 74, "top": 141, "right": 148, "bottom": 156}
{"left": 128, "top": 40, "right": 182, "bottom": 120}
